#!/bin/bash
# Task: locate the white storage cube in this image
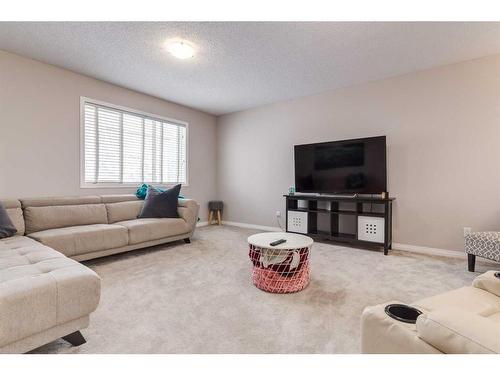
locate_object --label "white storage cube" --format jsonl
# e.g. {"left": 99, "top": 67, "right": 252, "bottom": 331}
{"left": 357, "top": 216, "right": 385, "bottom": 243}
{"left": 287, "top": 211, "right": 308, "bottom": 234}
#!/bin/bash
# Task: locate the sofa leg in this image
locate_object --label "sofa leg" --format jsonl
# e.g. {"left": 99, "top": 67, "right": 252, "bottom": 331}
{"left": 467, "top": 254, "right": 476, "bottom": 272}
{"left": 62, "top": 331, "right": 86, "bottom": 347}
{"left": 184, "top": 238, "right": 191, "bottom": 244}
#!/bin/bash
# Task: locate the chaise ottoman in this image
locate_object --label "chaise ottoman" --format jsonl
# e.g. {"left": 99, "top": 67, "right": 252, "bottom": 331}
{"left": 0, "top": 236, "right": 101, "bottom": 353}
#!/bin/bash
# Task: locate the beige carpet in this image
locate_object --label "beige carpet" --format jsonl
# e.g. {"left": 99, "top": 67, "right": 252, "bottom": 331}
{"left": 31, "top": 225, "right": 489, "bottom": 354}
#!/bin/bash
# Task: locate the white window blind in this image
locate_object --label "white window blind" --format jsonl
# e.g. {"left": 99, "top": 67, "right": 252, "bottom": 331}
{"left": 83, "top": 100, "right": 187, "bottom": 186}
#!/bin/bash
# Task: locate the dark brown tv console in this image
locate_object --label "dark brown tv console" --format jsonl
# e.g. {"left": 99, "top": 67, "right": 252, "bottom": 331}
{"left": 284, "top": 194, "right": 395, "bottom": 255}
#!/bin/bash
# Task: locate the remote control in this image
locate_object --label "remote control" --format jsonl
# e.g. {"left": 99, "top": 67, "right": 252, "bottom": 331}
{"left": 270, "top": 239, "right": 287, "bottom": 246}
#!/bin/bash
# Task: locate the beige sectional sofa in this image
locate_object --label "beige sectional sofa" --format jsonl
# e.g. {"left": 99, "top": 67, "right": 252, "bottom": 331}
{"left": 361, "top": 271, "right": 500, "bottom": 354}
{"left": 0, "top": 194, "right": 199, "bottom": 353}
{"left": 22, "top": 194, "right": 199, "bottom": 261}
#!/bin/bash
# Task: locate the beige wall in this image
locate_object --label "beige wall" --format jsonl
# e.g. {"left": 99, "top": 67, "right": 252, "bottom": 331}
{"left": 217, "top": 55, "right": 500, "bottom": 251}
{"left": 0, "top": 50, "right": 217, "bottom": 221}
{"left": 2, "top": 49, "right": 499, "bottom": 251}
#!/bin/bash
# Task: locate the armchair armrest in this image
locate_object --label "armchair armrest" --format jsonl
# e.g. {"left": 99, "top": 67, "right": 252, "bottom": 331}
{"left": 361, "top": 302, "right": 441, "bottom": 353}
{"left": 416, "top": 308, "right": 500, "bottom": 354}
{"left": 473, "top": 271, "right": 500, "bottom": 297}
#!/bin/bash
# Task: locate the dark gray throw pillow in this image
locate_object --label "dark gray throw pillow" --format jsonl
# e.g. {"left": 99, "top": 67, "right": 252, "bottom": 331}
{"left": 138, "top": 184, "right": 182, "bottom": 219}
{"left": 0, "top": 203, "right": 17, "bottom": 239}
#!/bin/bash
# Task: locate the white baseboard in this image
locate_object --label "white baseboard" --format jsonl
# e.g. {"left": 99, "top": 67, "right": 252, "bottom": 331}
{"left": 218, "top": 221, "right": 499, "bottom": 266}
{"left": 392, "top": 242, "right": 463, "bottom": 259}
{"left": 393, "top": 242, "right": 500, "bottom": 267}
{"left": 221, "top": 220, "right": 282, "bottom": 232}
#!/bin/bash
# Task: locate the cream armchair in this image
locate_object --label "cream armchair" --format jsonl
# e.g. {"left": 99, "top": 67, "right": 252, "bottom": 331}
{"left": 361, "top": 271, "right": 500, "bottom": 354}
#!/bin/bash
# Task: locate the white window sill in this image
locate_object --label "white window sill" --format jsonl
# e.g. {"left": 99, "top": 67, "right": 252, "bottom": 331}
{"left": 80, "top": 183, "right": 188, "bottom": 189}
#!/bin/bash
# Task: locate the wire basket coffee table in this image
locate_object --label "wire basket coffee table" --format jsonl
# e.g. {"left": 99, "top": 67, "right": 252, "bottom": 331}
{"left": 247, "top": 232, "right": 313, "bottom": 293}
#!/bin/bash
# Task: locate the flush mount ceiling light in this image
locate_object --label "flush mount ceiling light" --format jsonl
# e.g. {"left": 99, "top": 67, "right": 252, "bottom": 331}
{"left": 166, "top": 40, "right": 195, "bottom": 59}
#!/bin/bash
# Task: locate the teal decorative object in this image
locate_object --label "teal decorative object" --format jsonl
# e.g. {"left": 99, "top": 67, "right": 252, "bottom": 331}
{"left": 135, "top": 184, "right": 185, "bottom": 200}
{"left": 289, "top": 186, "right": 295, "bottom": 195}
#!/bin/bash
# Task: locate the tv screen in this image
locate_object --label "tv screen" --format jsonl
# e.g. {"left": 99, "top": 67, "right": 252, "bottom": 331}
{"left": 294, "top": 136, "right": 386, "bottom": 194}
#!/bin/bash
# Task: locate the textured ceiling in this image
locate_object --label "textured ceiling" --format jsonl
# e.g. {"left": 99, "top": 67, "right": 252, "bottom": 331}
{"left": 0, "top": 22, "right": 500, "bottom": 115}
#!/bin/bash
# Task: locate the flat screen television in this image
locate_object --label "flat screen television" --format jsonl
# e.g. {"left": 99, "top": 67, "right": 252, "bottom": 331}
{"left": 294, "top": 136, "right": 387, "bottom": 194}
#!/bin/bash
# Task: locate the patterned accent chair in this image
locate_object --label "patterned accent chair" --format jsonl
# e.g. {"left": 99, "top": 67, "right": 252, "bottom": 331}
{"left": 465, "top": 232, "right": 500, "bottom": 272}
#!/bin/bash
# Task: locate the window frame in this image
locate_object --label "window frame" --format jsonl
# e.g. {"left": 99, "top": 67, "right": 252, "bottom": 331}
{"left": 80, "top": 96, "right": 189, "bottom": 188}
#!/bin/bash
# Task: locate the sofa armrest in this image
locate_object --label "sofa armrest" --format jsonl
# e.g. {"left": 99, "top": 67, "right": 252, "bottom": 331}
{"left": 416, "top": 308, "right": 500, "bottom": 354}
{"left": 177, "top": 199, "right": 199, "bottom": 231}
{"left": 473, "top": 271, "right": 500, "bottom": 297}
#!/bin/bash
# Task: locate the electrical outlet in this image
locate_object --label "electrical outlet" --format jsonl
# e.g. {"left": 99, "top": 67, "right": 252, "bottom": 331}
{"left": 276, "top": 210, "right": 281, "bottom": 217}
{"left": 463, "top": 227, "right": 472, "bottom": 237}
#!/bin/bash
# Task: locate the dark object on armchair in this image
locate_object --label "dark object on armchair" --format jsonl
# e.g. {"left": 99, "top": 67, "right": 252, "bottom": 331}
{"left": 384, "top": 304, "right": 422, "bottom": 324}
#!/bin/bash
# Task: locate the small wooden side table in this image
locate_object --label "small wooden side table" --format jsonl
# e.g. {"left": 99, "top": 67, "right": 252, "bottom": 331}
{"left": 208, "top": 201, "right": 223, "bottom": 225}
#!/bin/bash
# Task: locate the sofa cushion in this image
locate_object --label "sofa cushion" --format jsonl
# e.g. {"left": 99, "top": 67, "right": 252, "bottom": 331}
{"left": 0, "top": 235, "right": 43, "bottom": 248}
{"left": 0, "top": 240, "right": 65, "bottom": 275}
{"left": 489, "top": 312, "right": 500, "bottom": 324}
{"left": 0, "top": 237, "right": 50, "bottom": 263}
{"left": 413, "top": 286, "right": 500, "bottom": 318}
{"left": 28, "top": 224, "right": 128, "bottom": 257}
{"left": 417, "top": 309, "right": 500, "bottom": 354}
{"left": 100, "top": 194, "right": 139, "bottom": 204}
{"left": 116, "top": 218, "right": 189, "bottom": 245}
{"left": 0, "top": 203, "right": 17, "bottom": 239}
{"left": 20, "top": 196, "right": 101, "bottom": 208}
{"left": 0, "top": 238, "right": 100, "bottom": 347}
{"left": 106, "top": 201, "right": 144, "bottom": 223}
{"left": 138, "top": 185, "right": 181, "bottom": 219}
{"left": 24, "top": 204, "right": 108, "bottom": 234}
